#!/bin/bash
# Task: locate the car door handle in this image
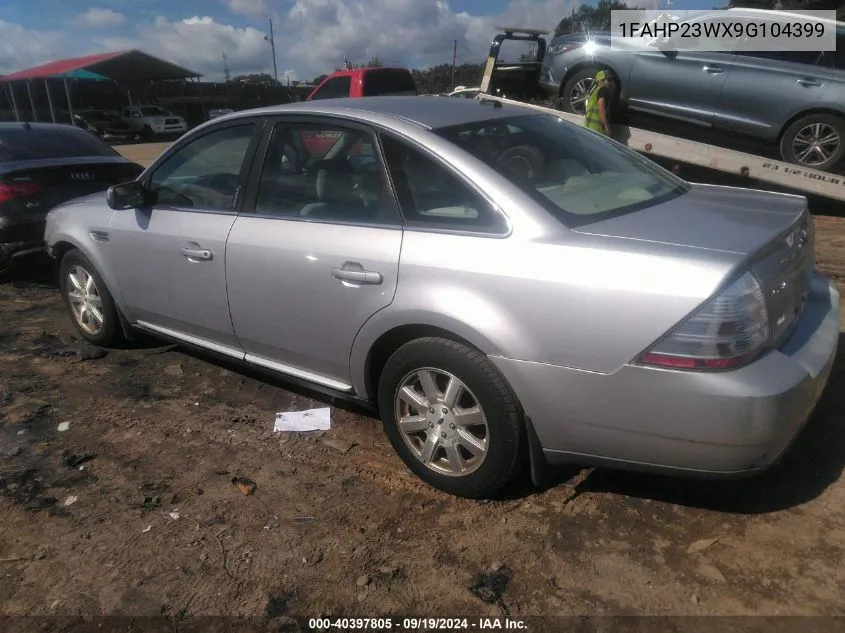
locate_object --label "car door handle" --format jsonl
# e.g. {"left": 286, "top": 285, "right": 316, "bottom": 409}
{"left": 702, "top": 66, "right": 724, "bottom": 74}
{"left": 331, "top": 263, "right": 383, "bottom": 285}
{"left": 181, "top": 246, "right": 213, "bottom": 261}
{"left": 797, "top": 78, "right": 822, "bottom": 87}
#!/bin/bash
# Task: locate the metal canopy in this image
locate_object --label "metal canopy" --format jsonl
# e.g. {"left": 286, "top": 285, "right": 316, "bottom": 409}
{"left": 1, "top": 50, "right": 201, "bottom": 124}
{"left": 0, "top": 49, "right": 201, "bottom": 84}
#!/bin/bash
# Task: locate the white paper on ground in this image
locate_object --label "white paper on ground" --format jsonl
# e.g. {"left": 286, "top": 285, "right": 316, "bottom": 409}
{"left": 274, "top": 408, "right": 331, "bottom": 432}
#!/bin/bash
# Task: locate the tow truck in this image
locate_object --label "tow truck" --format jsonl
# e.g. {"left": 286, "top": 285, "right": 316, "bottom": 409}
{"left": 478, "top": 26, "right": 845, "bottom": 205}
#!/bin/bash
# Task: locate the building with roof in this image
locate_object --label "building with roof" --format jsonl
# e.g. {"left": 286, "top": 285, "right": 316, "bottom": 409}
{"left": 0, "top": 50, "right": 201, "bottom": 124}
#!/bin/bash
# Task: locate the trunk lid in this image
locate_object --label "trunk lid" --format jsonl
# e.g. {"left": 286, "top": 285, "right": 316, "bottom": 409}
{"left": 572, "top": 182, "right": 814, "bottom": 350}
{"left": 1, "top": 157, "right": 142, "bottom": 221}
{"left": 570, "top": 183, "right": 806, "bottom": 255}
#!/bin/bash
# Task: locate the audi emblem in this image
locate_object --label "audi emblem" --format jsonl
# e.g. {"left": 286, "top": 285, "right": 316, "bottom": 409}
{"left": 70, "top": 171, "right": 95, "bottom": 181}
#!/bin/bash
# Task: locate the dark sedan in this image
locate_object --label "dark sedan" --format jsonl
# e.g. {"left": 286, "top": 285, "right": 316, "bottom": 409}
{"left": 0, "top": 122, "right": 143, "bottom": 271}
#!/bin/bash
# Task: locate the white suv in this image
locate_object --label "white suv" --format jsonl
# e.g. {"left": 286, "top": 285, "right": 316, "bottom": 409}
{"left": 121, "top": 105, "right": 188, "bottom": 140}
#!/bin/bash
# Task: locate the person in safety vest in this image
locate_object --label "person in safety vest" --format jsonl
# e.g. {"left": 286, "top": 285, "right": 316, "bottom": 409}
{"left": 584, "top": 70, "right": 615, "bottom": 137}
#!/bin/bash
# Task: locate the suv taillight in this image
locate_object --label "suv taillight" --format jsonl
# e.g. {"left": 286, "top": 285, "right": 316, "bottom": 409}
{"left": 636, "top": 270, "right": 770, "bottom": 371}
{"left": 0, "top": 183, "right": 42, "bottom": 203}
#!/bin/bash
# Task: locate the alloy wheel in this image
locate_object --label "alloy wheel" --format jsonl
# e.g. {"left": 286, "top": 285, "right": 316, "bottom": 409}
{"left": 569, "top": 78, "right": 595, "bottom": 115}
{"left": 792, "top": 122, "right": 841, "bottom": 166}
{"left": 394, "top": 368, "right": 489, "bottom": 477}
{"left": 66, "top": 265, "right": 104, "bottom": 336}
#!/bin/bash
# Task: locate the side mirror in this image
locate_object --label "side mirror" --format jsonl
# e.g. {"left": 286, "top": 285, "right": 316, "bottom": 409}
{"left": 107, "top": 180, "right": 147, "bottom": 210}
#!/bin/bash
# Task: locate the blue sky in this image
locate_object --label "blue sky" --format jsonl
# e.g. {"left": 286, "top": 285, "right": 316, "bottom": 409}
{"left": 0, "top": 0, "right": 720, "bottom": 80}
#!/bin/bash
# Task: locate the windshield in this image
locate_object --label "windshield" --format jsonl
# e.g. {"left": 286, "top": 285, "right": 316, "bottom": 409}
{"left": 0, "top": 127, "right": 119, "bottom": 161}
{"left": 140, "top": 107, "right": 171, "bottom": 117}
{"left": 433, "top": 114, "right": 689, "bottom": 225}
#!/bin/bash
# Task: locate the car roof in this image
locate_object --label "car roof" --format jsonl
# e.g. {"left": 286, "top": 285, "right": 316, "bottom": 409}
{"left": 223, "top": 96, "right": 532, "bottom": 130}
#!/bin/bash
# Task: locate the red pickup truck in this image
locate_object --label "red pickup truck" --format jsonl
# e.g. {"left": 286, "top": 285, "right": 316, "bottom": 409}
{"left": 299, "top": 67, "right": 418, "bottom": 156}
{"left": 306, "top": 67, "right": 418, "bottom": 101}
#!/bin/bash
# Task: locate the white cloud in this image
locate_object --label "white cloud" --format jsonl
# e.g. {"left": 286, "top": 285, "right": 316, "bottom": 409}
{"left": 0, "top": 20, "right": 67, "bottom": 75}
{"left": 276, "top": 0, "right": 584, "bottom": 80}
{"left": 76, "top": 7, "right": 127, "bottom": 29}
{"left": 2, "top": 0, "right": 664, "bottom": 83}
{"left": 224, "top": 0, "right": 268, "bottom": 18}
{"left": 130, "top": 15, "right": 274, "bottom": 78}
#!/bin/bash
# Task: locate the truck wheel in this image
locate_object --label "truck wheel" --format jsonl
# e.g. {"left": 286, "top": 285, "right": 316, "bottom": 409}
{"left": 560, "top": 69, "right": 598, "bottom": 115}
{"left": 496, "top": 145, "right": 545, "bottom": 182}
{"left": 779, "top": 113, "right": 845, "bottom": 171}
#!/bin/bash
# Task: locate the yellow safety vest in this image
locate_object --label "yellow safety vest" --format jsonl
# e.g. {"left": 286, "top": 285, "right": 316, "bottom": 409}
{"left": 584, "top": 85, "right": 606, "bottom": 133}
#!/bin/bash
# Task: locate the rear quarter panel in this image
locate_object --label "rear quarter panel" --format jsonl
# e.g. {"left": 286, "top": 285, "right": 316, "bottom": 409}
{"left": 349, "top": 227, "right": 739, "bottom": 397}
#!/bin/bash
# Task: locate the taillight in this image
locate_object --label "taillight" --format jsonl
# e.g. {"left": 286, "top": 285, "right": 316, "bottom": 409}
{"left": 0, "top": 182, "right": 42, "bottom": 203}
{"left": 636, "top": 271, "right": 770, "bottom": 371}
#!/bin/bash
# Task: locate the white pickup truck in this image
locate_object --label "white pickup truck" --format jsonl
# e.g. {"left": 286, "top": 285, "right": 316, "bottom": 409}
{"left": 120, "top": 105, "right": 188, "bottom": 140}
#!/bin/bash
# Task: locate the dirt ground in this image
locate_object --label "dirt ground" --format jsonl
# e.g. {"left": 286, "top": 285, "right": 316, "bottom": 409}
{"left": 1, "top": 149, "right": 845, "bottom": 625}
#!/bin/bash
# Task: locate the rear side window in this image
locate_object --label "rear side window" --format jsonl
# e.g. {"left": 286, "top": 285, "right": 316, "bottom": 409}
{"left": 0, "top": 126, "right": 118, "bottom": 162}
{"left": 362, "top": 69, "right": 418, "bottom": 96}
{"left": 380, "top": 134, "right": 508, "bottom": 233}
{"left": 310, "top": 76, "right": 352, "bottom": 100}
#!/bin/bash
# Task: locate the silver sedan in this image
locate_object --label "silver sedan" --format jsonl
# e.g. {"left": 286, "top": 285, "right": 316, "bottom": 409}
{"left": 44, "top": 96, "right": 840, "bottom": 498}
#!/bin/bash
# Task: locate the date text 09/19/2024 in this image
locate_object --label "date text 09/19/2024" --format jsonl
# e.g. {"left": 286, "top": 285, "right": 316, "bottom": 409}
{"left": 307, "top": 617, "right": 528, "bottom": 630}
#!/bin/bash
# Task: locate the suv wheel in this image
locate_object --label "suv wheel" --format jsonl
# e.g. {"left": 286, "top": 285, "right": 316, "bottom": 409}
{"left": 780, "top": 113, "right": 845, "bottom": 171}
{"left": 560, "top": 68, "right": 600, "bottom": 115}
{"left": 377, "top": 337, "right": 525, "bottom": 498}
{"left": 59, "top": 249, "right": 123, "bottom": 347}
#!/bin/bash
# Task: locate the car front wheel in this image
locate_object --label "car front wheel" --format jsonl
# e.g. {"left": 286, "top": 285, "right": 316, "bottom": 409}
{"left": 59, "top": 249, "right": 123, "bottom": 347}
{"left": 377, "top": 337, "right": 526, "bottom": 498}
{"left": 780, "top": 113, "right": 845, "bottom": 171}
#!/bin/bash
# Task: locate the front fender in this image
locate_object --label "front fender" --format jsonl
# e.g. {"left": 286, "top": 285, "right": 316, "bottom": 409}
{"left": 45, "top": 206, "right": 125, "bottom": 313}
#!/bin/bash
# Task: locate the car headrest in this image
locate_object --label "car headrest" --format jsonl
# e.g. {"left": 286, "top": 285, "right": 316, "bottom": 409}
{"left": 314, "top": 159, "right": 357, "bottom": 204}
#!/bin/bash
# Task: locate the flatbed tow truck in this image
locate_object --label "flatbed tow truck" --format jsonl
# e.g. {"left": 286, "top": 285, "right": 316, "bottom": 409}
{"left": 477, "top": 26, "right": 845, "bottom": 207}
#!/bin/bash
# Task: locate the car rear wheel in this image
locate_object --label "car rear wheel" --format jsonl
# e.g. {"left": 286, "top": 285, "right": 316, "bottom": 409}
{"left": 59, "top": 249, "right": 123, "bottom": 347}
{"left": 780, "top": 113, "right": 845, "bottom": 171}
{"left": 377, "top": 337, "right": 525, "bottom": 498}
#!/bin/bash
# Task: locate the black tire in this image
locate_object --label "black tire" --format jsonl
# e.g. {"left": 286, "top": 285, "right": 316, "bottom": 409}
{"left": 280, "top": 144, "right": 302, "bottom": 174}
{"left": 496, "top": 144, "right": 545, "bottom": 182}
{"left": 560, "top": 67, "right": 619, "bottom": 117}
{"left": 560, "top": 68, "right": 598, "bottom": 115}
{"left": 59, "top": 249, "right": 123, "bottom": 347}
{"left": 779, "top": 113, "right": 845, "bottom": 172}
{"left": 377, "top": 337, "right": 526, "bottom": 498}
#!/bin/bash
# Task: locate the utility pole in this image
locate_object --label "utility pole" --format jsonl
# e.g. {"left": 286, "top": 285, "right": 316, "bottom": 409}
{"left": 451, "top": 39, "right": 457, "bottom": 91}
{"left": 222, "top": 51, "right": 231, "bottom": 83}
{"left": 264, "top": 18, "right": 279, "bottom": 84}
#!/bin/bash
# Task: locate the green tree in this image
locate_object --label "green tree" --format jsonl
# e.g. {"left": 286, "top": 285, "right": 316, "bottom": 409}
{"left": 555, "top": 0, "right": 642, "bottom": 36}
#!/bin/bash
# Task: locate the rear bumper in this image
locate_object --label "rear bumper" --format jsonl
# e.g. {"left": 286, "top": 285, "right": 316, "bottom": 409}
{"left": 0, "top": 217, "right": 46, "bottom": 266}
{"left": 490, "top": 274, "right": 840, "bottom": 477}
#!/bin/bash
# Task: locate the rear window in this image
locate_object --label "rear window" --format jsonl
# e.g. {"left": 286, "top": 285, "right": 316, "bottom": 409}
{"left": 362, "top": 69, "right": 418, "bottom": 97}
{"left": 433, "top": 114, "right": 689, "bottom": 225}
{"left": 0, "top": 126, "right": 119, "bottom": 162}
